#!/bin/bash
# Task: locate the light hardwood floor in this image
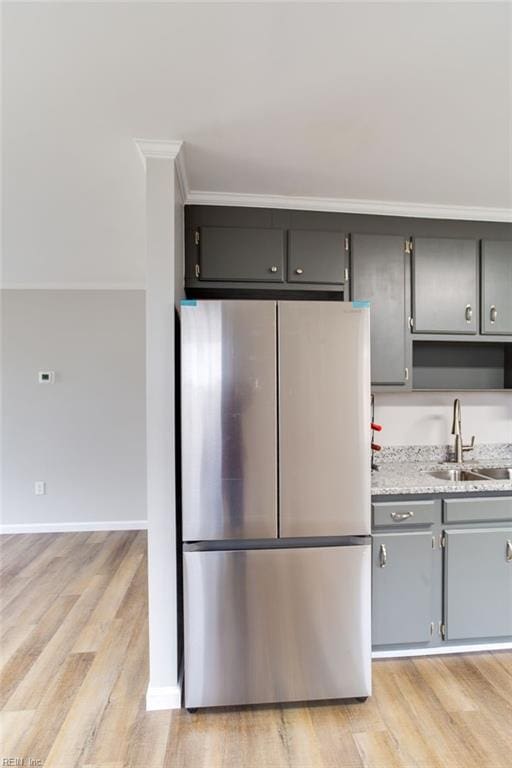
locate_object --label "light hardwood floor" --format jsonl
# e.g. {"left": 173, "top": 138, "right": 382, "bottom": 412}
{"left": 1, "top": 531, "right": 511, "bottom": 768}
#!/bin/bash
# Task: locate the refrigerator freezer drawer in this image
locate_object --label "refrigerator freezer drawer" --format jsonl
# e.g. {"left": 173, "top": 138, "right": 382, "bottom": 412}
{"left": 183, "top": 544, "right": 371, "bottom": 708}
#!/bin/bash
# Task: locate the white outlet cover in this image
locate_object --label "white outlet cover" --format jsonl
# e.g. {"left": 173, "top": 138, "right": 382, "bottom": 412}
{"left": 38, "top": 371, "right": 55, "bottom": 383}
{"left": 34, "top": 481, "right": 46, "bottom": 495}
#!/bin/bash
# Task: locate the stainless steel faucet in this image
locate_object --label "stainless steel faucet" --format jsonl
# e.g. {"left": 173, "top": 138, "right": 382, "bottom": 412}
{"left": 451, "top": 398, "right": 475, "bottom": 463}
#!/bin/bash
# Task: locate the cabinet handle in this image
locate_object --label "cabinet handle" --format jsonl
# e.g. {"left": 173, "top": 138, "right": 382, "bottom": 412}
{"left": 465, "top": 304, "right": 473, "bottom": 323}
{"left": 391, "top": 511, "right": 414, "bottom": 522}
{"left": 490, "top": 305, "right": 497, "bottom": 324}
{"left": 269, "top": 265, "right": 278, "bottom": 273}
{"left": 379, "top": 544, "right": 387, "bottom": 568}
{"left": 506, "top": 540, "right": 512, "bottom": 562}
{"left": 404, "top": 367, "right": 409, "bottom": 382}
{"left": 295, "top": 268, "right": 304, "bottom": 275}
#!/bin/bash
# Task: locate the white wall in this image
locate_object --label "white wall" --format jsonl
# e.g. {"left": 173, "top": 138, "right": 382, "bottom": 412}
{"left": 374, "top": 391, "right": 512, "bottom": 447}
{"left": 1, "top": 289, "right": 146, "bottom": 530}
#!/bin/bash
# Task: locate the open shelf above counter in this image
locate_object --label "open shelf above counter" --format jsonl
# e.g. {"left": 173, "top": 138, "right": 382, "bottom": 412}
{"left": 412, "top": 340, "right": 512, "bottom": 391}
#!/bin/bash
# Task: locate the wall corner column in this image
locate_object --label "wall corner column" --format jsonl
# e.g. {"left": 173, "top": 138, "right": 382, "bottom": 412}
{"left": 135, "top": 139, "right": 185, "bottom": 711}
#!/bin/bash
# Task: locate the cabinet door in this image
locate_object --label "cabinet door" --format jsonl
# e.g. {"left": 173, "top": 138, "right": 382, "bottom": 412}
{"left": 444, "top": 528, "right": 512, "bottom": 640}
{"left": 413, "top": 238, "right": 478, "bottom": 333}
{"left": 199, "top": 227, "right": 285, "bottom": 282}
{"left": 287, "top": 230, "right": 347, "bottom": 284}
{"left": 481, "top": 241, "right": 512, "bottom": 335}
{"left": 372, "top": 531, "right": 436, "bottom": 646}
{"left": 351, "top": 234, "right": 409, "bottom": 386}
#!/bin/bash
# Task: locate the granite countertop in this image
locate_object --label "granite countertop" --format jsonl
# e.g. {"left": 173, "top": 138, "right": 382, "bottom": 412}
{"left": 371, "top": 444, "right": 512, "bottom": 497}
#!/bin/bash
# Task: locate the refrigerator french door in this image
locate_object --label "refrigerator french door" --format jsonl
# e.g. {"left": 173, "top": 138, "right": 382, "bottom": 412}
{"left": 181, "top": 300, "right": 371, "bottom": 709}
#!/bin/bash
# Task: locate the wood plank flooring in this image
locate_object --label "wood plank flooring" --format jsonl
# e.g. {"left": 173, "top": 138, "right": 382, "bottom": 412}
{"left": 1, "top": 531, "right": 511, "bottom": 767}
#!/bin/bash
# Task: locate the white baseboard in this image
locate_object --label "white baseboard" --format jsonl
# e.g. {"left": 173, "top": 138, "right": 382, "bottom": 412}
{"left": 373, "top": 641, "right": 512, "bottom": 659}
{"left": 0, "top": 520, "right": 147, "bottom": 534}
{"left": 146, "top": 684, "right": 182, "bottom": 711}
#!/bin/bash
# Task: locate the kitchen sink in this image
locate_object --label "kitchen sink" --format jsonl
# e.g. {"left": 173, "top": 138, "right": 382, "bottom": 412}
{"left": 429, "top": 469, "right": 490, "bottom": 482}
{"left": 472, "top": 467, "right": 512, "bottom": 480}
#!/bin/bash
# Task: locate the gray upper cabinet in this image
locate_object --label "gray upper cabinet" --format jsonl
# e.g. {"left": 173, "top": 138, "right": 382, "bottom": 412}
{"left": 198, "top": 227, "right": 285, "bottom": 282}
{"left": 412, "top": 238, "right": 479, "bottom": 334}
{"left": 351, "top": 234, "right": 409, "bottom": 386}
{"left": 444, "top": 528, "right": 512, "bottom": 640}
{"left": 372, "top": 531, "right": 437, "bottom": 646}
{"left": 481, "top": 241, "right": 512, "bottom": 335}
{"left": 287, "top": 230, "right": 347, "bottom": 284}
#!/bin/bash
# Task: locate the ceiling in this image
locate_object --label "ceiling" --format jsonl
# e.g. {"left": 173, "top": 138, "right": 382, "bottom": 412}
{"left": 2, "top": 2, "right": 511, "bottom": 285}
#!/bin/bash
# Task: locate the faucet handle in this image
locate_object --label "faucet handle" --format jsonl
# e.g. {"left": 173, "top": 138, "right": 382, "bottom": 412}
{"left": 463, "top": 435, "right": 476, "bottom": 452}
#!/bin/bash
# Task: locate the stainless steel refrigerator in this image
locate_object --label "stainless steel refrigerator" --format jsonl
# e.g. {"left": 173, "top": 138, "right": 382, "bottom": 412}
{"left": 181, "top": 300, "right": 371, "bottom": 709}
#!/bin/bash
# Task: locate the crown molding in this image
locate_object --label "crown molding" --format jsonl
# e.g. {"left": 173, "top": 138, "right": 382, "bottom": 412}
{"left": 185, "top": 190, "right": 512, "bottom": 223}
{"left": 133, "top": 141, "right": 512, "bottom": 222}
{"left": 134, "top": 139, "right": 183, "bottom": 161}
{"left": 134, "top": 139, "right": 189, "bottom": 201}
{"left": 174, "top": 149, "right": 190, "bottom": 203}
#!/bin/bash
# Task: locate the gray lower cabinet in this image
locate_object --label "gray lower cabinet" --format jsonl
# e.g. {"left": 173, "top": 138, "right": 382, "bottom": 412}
{"left": 444, "top": 528, "right": 512, "bottom": 640}
{"left": 481, "top": 241, "right": 512, "bottom": 335}
{"left": 372, "top": 531, "right": 436, "bottom": 646}
{"left": 412, "top": 238, "right": 479, "bottom": 334}
{"left": 351, "top": 234, "right": 409, "bottom": 386}
{"left": 198, "top": 227, "right": 285, "bottom": 282}
{"left": 287, "top": 230, "right": 347, "bottom": 285}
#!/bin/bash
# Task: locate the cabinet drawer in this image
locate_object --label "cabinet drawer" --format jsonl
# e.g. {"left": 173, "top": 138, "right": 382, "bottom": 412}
{"left": 199, "top": 227, "right": 285, "bottom": 282}
{"left": 287, "top": 230, "right": 346, "bottom": 284}
{"left": 443, "top": 497, "right": 512, "bottom": 524}
{"left": 373, "top": 500, "right": 437, "bottom": 528}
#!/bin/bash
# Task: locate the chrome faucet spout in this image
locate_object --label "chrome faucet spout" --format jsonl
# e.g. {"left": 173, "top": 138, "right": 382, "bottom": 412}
{"left": 451, "top": 398, "right": 475, "bottom": 463}
{"left": 451, "top": 398, "right": 461, "bottom": 437}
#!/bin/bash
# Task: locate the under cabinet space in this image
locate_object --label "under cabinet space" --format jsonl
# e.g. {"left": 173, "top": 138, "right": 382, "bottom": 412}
{"left": 412, "top": 340, "right": 512, "bottom": 390}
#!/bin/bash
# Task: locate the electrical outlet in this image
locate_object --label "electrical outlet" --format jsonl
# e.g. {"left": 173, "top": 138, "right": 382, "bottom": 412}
{"left": 38, "top": 371, "right": 55, "bottom": 383}
{"left": 34, "top": 481, "right": 46, "bottom": 495}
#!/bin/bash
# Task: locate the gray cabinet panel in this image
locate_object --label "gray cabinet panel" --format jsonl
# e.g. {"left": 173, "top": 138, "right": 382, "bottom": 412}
{"left": 413, "top": 238, "right": 478, "bottom": 333}
{"left": 351, "top": 234, "right": 409, "bottom": 385}
{"left": 481, "top": 241, "right": 512, "bottom": 335}
{"left": 287, "top": 230, "right": 346, "bottom": 284}
{"left": 445, "top": 528, "right": 512, "bottom": 640}
{"left": 443, "top": 497, "right": 512, "bottom": 524}
{"left": 373, "top": 500, "right": 438, "bottom": 528}
{"left": 372, "top": 531, "right": 435, "bottom": 646}
{"left": 199, "top": 227, "right": 285, "bottom": 282}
